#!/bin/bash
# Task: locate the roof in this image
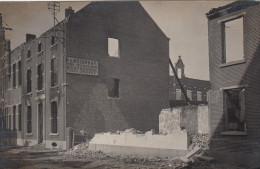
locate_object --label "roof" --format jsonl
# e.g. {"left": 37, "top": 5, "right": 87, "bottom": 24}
{"left": 170, "top": 76, "right": 210, "bottom": 89}
{"left": 175, "top": 56, "right": 184, "bottom": 68}
{"left": 206, "top": 1, "right": 260, "bottom": 20}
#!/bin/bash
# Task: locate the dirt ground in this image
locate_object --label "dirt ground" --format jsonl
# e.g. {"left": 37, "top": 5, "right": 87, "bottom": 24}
{"left": 0, "top": 144, "right": 250, "bottom": 169}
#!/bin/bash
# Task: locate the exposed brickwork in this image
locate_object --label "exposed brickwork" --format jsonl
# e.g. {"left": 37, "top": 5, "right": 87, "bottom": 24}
{"left": 207, "top": 2, "right": 260, "bottom": 151}
{"left": 66, "top": 2, "right": 169, "bottom": 137}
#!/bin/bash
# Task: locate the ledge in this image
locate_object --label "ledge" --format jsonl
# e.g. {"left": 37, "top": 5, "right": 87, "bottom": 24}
{"left": 36, "top": 89, "right": 44, "bottom": 95}
{"left": 50, "top": 86, "right": 58, "bottom": 91}
{"left": 26, "top": 92, "right": 32, "bottom": 96}
{"left": 26, "top": 133, "right": 33, "bottom": 136}
{"left": 219, "top": 59, "right": 246, "bottom": 68}
{"left": 50, "top": 43, "right": 58, "bottom": 50}
{"left": 221, "top": 131, "right": 247, "bottom": 136}
{"left": 50, "top": 133, "right": 59, "bottom": 136}
{"left": 27, "top": 57, "right": 32, "bottom": 62}
{"left": 37, "top": 51, "right": 43, "bottom": 56}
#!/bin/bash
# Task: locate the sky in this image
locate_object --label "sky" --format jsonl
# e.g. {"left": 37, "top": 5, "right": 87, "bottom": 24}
{"left": 0, "top": 1, "right": 232, "bottom": 81}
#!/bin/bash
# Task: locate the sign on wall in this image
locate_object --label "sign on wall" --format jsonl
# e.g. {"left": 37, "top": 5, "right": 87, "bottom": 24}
{"left": 67, "top": 57, "right": 98, "bottom": 76}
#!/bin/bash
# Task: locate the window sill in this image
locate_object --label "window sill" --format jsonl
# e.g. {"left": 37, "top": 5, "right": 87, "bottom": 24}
{"left": 50, "top": 85, "right": 58, "bottom": 91}
{"left": 50, "top": 43, "right": 58, "bottom": 50}
{"left": 26, "top": 92, "right": 32, "bottom": 96}
{"left": 26, "top": 133, "right": 33, "bottom": 136}
{"left": 36, "top": 89, "right": 44, "bottom": 95}
{"left": 107, "top": 97, "right": 120, "bottom": 99}
{"left": 219, "top": 59, "right": 246, "bottom": 68}
{"left": 27, "top": 57, "right": 32, "bottom": 62}
{"left": 50, "top": 133, "right": 59, "bottom": 136}
{"left": 221, "top": 131, "right": 247, "bottom": 136}
{"left": 37, "top": 51, "right": 43, "bottom": 56}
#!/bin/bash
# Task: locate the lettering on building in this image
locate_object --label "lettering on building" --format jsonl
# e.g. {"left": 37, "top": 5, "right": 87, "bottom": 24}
{"left": 66, "top": 57, "right": 98, "bottom": 76}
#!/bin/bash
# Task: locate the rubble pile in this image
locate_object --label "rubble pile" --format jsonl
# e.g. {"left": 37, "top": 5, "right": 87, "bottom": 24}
{"left": 189, "top": 134, "right": 210, "bottom": 151}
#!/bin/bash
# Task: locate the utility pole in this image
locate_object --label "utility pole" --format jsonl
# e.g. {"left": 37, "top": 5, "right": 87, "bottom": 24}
{"left": 48, "top": 2, "right": 60, "bottom": 37}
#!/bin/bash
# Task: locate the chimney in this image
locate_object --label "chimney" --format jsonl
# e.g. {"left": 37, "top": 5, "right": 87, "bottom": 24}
{"left": 65, "top": 6, "right": 74, "bottom": 18}
{"left": 26, "top": 34, "right": 36, "bottom": 43}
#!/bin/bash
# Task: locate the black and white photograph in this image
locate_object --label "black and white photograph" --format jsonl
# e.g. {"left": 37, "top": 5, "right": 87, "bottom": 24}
{"left": 0, "top": 1, "right": 260, "bottom": 168}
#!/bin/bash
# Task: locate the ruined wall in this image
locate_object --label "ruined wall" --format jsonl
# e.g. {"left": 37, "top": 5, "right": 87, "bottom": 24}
{"left": 159, "top": 105, "right": 209, "bottom": 135}
{"left": 66, "top": 2, "right": 169, "bottom": 137}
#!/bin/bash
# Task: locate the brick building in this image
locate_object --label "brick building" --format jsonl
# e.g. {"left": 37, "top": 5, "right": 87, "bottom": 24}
{"left": 0, "top": 2, "right": 170, "bottom": 149}
{"left": 206, "top": 1, "right": 260, "bottom": 166}
{"left": 169, "top": 56, "right": 210, "bottom": 107}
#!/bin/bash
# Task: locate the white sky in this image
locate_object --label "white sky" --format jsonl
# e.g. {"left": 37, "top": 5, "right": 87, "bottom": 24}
{"left": 0, "top": 1, "right": 232, "bottom": 80}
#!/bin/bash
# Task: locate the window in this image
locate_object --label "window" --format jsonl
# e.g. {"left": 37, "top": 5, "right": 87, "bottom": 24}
{"left": 197, "top": 91, "right": 202, "bottom": 101}
{"left": 177, "top": 68, "right": 182, "bottom": 79}
{"left": 27, "top": 50, "right": 31, "bottom": 59}
{"left": 18, "top": 104, "right": 21, "bottom": 131}
{"left": 187, "top": 90, "right": 192, "bottom": 101}
{"left": 18, "top": 61, "right": 21, "bottom": 86}
{"left": 13, "top": 64, "right": 16, "bottom": 88}
{"left": 27, "top": 69, "right": 32, "bottom": 93}
{"left": 51, "top": 58, "right": 57, "bottom": 86}
{"left": 224, "top": 88, "right": 245, "bottom": 131}
{"left": 108, "top": 78, "right": 120, "bottom": 98}
{"left": 176, "top": 89, "right": 181, "bottom": 100}
{"left": 27, "top": 106, "right": 32, "bottom": 133}
{"left": 51, "top": 101, "right": 58, "bottom": 133}
{"left": 222, "top": 17, "right": 244, "bottom": 63}
{"left": 38, "top": 43, "right": 43, "bottom": 53}
{"left": 13, "top": 106, "right": 16, "bottom": 131}
{"left": 37, "top": 64, "right": 43, "bottom": 90}
{"left": 108, "top": 38, "right": 119, "bottom": 57}
{"left": 51, "top": 36, "right": 56, "bottom": 46}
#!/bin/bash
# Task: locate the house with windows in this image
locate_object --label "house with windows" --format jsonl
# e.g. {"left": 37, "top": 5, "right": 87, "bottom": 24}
{"left": 0, "top": 2, "right": 170, "bottom": 149}
{"left": 206, "top": 1, "right": 260, "bottom": 165}
{"left": 169, "top": 56, "right": 210, "bottom": 107}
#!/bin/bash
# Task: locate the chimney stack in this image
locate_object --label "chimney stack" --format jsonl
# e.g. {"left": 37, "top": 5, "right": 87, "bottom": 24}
{"left": 65, "top": 6, "right": 74, "bottom": 18}
{"left": 26, "top": 34, "right": 36, "bottom": 43}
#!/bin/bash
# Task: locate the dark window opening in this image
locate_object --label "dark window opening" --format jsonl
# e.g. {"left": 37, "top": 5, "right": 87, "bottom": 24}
{"left": 51, "top": 36, "right": 56, "bottom": 46}
{"left": 37, "top": 64, "right": 43, "bottom": 90}
{"left": 13, "top": 64, "right": 16, "bottom": 88}
{"left": 224, "top": 88, "right": 245, "bottom": 131}
{"left": 51, "top": 59, "right": 57, "bottom": 86}
{"left": 51, "top": 101, "right": 58, "bottom": 133}
{"left": 38, "top": 43, "right": 42, "bottom": 53}
{"left": 18, "top": 61, "right": 21, "bottom": 86}
{"left": 18, "top": 104, "right": 22, "bottom": 131}
{"left": 108, "top": 78, "right": 120, "bottom": 98}
{"left": 13, "top": 106, "right": 16, "bottom": 131}
{"left": 27, "top": 50, "right": 31, "bottom": 59}
{"left": 27, "top": 69, "right": 32, "bottom": 93}
{"left": 27, "top": 106, "right": 32, "bottom": 133}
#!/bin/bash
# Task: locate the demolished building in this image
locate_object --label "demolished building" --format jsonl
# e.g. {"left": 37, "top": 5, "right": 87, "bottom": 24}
{"left": 206, "top": 1, "right": 260, "bottom": 167}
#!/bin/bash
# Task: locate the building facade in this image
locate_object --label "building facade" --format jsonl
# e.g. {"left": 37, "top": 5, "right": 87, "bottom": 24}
{"left": 207, "top": 1, "right": 260, "bottom": 165}
{"left": 169, "top": 56, "right": 210, "bottom": 107}
{"left": 0, "top": 2, "right": 170, "bottom": 149}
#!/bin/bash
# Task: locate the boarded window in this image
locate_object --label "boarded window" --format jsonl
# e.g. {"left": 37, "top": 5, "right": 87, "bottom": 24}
{"left": 187, "top": 90, "right": 192, "bottom": 101}
{"left": 223, "top": 17, "right": 244, "bottom": 63}
{"left": 27, "top": 69, "right": 32, "bottom": 93}
{"left": 51, "top": 101, "right": 58, "bottom": 133}
{"left": 18, "top": 104, "right": 22, "bottom": 131}
{"left": 224, "top": 88, "right": 245, "bottom": 131}
{"left": 51, "top": 58, "right": 57, "bottom": 86}
{"left": 27, "top": 106, "right": 32, "bottom": 133}
{"left": 37, "top": 64, "right": 43, "bottom": 90}
{"left": 108, "top": 38, "right": 119, "bottom": 57}
{"left": 18, "top": 61, "right": 21, "bottom": 86}
{"left": 13, "top": 64, "right": 16, "bottom": 88}
{"left": 108, "top": 78, "right": 120, "bottom": 98}
{"left": 197, "top": 91, "right": 202, "bottom": 101}
{"left": 176, "top": 89, "right": 182, "bottom": 100}
{"left": 13, "top": 106, "right": 16, "bottom": 131}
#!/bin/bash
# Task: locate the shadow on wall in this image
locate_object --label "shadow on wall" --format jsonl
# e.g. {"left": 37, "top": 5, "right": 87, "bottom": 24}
{"left": 73, "top": 84, "right": 129, "bottom": 138}
{"left": 208, "top": 43, "right": 260, "bottom": 168}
